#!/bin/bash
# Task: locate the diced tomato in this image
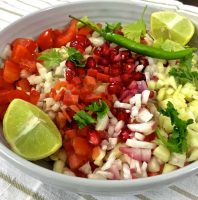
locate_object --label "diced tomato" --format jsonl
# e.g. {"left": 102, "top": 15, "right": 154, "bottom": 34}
{"left": 82, "top": 94, "right": 102, "bottom": 103}
{"left": 56, "top": 112, "right": 67, "bottom": 129}
{"left": 68, "top": 153, "right": 87, "bottom": 170}
{"left": 69, "top": 105, "right": 80, "bottom": 113}
{"left": 78, "top": 26, "right": 93, "bottom": 36}
{"left": 54, "top": 89, "right": 65, "bottom": 101}
{"left": 96, "top": 73, "right": 110, "bottom": 82}
{"left": 3, "top": 60, "right": 20, "bottom": 83}
{"left": 83, "top": 76, "right": 96, "bottom": 89}
{"left": 0, "top": 104, "right": 8, "bottom": 120}
{"left": 11, "top": 44, "right": 33, "bottom": 63}
{"left": 37, "top": 28, "right": 54, "bottom": 51}
{"left": 19, "top": 59, "right": 37, "bottom": 73}
{"left": 53, "top": 81, "right": 67, "bottom": 90}
{"left": 63, "top": 93, "right": 79, "bottom": 106}
{"left": 0, "top": 90, "right": 30, "bottom": 105}
{"left": 63, "top": 141, "right": 74, "bottom": 154}
{"left": 92, "top": 146, "right": 101, "bottom": 160}
{"left": 54, "top": 19, "right": 77, "bottom": 48}
{"left": 29, "top": 90, "right": 40, "bottom": 105}
{"left": 87, "top": 69, "right": 98, "bottom": 77}
{"left": 71, "top": 77, "right": 81, "bottom": 85}
{"left": 72, "top": 136, "right": 91, "bottom": 156}
{"left": 53, "top": 29, "right": 64, "bottom": 38}
{"left": 80, "top": 86, "right": 92, "bottom": 96}
{"left": 78, "top": 125, "right": 90, "bottom": 137}
{"left": 16, "top": 79, "right": 31, "bottom": 92}
{"left": 12, "top": 38, "right": 38, "bottom": 54}
{"left": 65, "top": 129, "right": 77, "bottom": 139}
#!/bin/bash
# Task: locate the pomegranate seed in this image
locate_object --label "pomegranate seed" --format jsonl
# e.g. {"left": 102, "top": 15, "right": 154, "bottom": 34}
{"left": 122, "top": 63, "right": 135, "bottom": 73}
{"left": 149, "top": 90, "right": 155, "bottom": 98}
{"left": 132, "top": 72, "right": 145, "bottom": 81}
{"left": 75, "top": 44, "right": 85, "bottom": 54}
{"left": 126, "top": 58, "right": 135, "bottom": 64}
{"left": 86, "top": 57, "right": 96, "bottom": 68}
{"left": 120, "top": 50, "right": 132, "bottom": 60}
{"left": 107, "top": 82, "right": 123, "bottom": 95}
{"left": 76, "top": 34, "right": 87, "bottom": 43}
{"left": 101, "top": 42, "right": 110, "bottom": 56}
{"left": 109, "top": 67, "right": 121, "bottom": 76}
{"left": 98, "top": 58, "right": 109, "bottom": 66}
{"left": 121, "top": 73, "right": 132, "bottom": 86}
{"left": 109, "top": 76, "right": 121, "bottom": 83}
{"left": 93, "top": 47, "right": 102, "bottom": 56}
{"left": 111, "top": 63, "right": 121, "bottom": 69}
{"left": 66, "top": 68, "right": 75, "bottom": 81}
{"left": 88, "top": 131, "right": 101, "bottom": 146}
{"left": 128, "top": 80, "right": 138, "bottom": 90}
{"left": 119, "top": 128, "right": 131, "bottom": 142}
{"left": 65, "top": 60, "right": 75, "bottom": 69}
{"left": 117, "top": 109, "right": 129, "bottom": 121}
{"left": 76, "top": 68, "right": 86, "bottom": 77}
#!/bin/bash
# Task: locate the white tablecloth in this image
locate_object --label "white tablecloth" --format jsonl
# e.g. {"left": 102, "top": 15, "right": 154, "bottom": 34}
{"left": 0, "top": 0, "right": 198, "bottom": 200}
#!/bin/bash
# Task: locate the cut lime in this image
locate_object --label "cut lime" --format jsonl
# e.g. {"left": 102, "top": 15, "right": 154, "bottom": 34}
{"left": 151, "top": 11, "right": 195, "bottom": 45}
{"left": 3, "top": 99, "right": 62, "bottom": 160}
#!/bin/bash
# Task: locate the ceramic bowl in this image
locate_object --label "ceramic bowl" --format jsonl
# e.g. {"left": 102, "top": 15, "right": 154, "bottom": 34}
{"left": 0, "top": 0, "right": 198, "bottom": 196}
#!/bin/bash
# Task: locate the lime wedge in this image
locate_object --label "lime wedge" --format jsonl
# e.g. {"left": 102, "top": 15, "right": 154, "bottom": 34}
{"left": 151, "top": 11, "right": 195, "bottom": 45}
{"left": 3, "top": 99, "right": 62, "bottom": 160}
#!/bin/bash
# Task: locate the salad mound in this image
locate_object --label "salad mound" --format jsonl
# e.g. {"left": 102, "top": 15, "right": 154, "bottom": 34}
{"left": 1, "top": 9, "right": 198, "bottom": 180}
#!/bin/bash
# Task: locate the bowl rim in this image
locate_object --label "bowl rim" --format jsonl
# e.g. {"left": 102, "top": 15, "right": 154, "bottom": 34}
{"left": 0, "top": 0, "right": 198, "bottom": 190}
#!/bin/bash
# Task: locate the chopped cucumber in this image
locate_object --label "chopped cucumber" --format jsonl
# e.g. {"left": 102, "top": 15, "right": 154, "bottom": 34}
{"left": 162, "top": 163, "right": 177, "bottom": 173}
{"left": 169, "top": 152, "right": 186, "bottom": 167}
{"left": 153, "top": 144, "right": 170, "bottom": 162}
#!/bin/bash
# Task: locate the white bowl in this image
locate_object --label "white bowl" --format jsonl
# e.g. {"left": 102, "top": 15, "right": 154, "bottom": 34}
{"left": 0, "top": 0, "right": 198, "bottom": 196}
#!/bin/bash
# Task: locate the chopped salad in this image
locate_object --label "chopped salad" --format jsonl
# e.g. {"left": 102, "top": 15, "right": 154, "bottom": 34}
{"left": 1, "top": 9, "right": 198, "bottom": 180}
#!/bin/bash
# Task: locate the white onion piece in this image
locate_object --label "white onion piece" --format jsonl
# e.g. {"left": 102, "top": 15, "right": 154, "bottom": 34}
{"left": 135, "top": 132, "right": 145, "bottom": 141}
{"left": 131, "top": 106, "right": 139, "bottom": 117}
{"left": 126, "top": 139, "right": 156, "bottom": 149}
{"left": 115, "top": 120, "right": 125, "bottom": 132}
{"left": 79, "top": 162, "right": 92, "bottom": 175}
{"left": 96, "top": 114, "right": 109, "bottom": 131}
{"left": 114, "top": 101, "right": 131, "bottom": 109}
{"left": 134, "top": 94, "right": 142, "bottom": 109}
{"left": 136, "top": 108, "right": 153, "bottom": 123}
{"left": 123, "top": 163, "right": 132, "bottom": 179}
{"left": 142, "top": 90, "right": 150, "bottom": 104}
{"left": 127, "top": 120, "right": 156, "bottom": 135}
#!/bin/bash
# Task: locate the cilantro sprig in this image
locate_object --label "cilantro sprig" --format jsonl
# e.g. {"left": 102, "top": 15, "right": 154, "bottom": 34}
{"left": 157, "top": 101, "right": 193, "bottom": 153}
{"left": 122, "top": 6, "right": 147, "bottom": 42}
{"left": 169, "top": 53, "right": 198, "bottom": 87}
{"left": 73, "top": 100, "right": 109, "bottom": 128}
{"left": 67, "top": 47, "right": 85, "bottom": 67}
{"left": 38, "top": 49, "right": 63, "bottom": 69}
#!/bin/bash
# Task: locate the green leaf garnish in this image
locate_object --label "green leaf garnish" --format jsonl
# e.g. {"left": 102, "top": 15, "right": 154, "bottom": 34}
{"left": 158, "top": 101, "right": 193, "bottom": 153}
{"left": 73, "top": 110, "right": 96, "bottom": 128}
{"left": 104, "top": 22, "right": 121, "bottom": 33}
{"left": 169, "top": 53, "right": 198, "bottom": 87}
{"left": 122, "top": 6, "right": 147, "bottom": 42}
{"left": 38, "top": 49, "right": 62, "bottom": 69}
{"left": 67, "top": 47, "right": 85, "bottom": 67}
{"left": 86, "top": 100, "right": 109, "bottom": 119}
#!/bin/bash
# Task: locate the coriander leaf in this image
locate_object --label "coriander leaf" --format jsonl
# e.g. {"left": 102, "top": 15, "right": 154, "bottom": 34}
{"left": 169, "top": 53, "right": 198, "bottom": 87}
{"left": 38, "top": 49, "right": 62, "bottom": 69}
{"left": 67, "top": 47, "right": 85, "bottom": 67}
{"left": 77, "top": 16, "right": 89, "bottom": 28}
{"left": 73, "top": 110, "right": 96, "bottom": 128}
{"left": 104, "top": 22, "right": 121, "bottom": 33}
{"left": 86, "top": 100, "right": 109, "bottom": 119}
{"left": 158, "top": 101, "right": 193, "bottom": 153}
{"left": 122, "top": 6, "right": 147, "bottom": 42}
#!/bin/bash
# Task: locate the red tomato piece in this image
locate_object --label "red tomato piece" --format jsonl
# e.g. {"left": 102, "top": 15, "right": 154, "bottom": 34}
{"left": 68, "top": 153, "right": 87, "bottom": 170}
{"left": 37, "top": 28, "right": 54, "bottom": 51}
{"left": 54, "top": 19, "right": 77, "bottom": 48}
{"left": 83, "top": 76, "right": 96, "bottom": 89}
{"left": 87, "top": 69, "right": 98, "bottom": 78}
{"left": 82, "top": 94, "right": 102, "bottom": 103}
{"left": 56, "top": 112, "right": 67, "bottom": 129}
{"left": 19, "top": 60, "right": 37, "bottom": 73}
{"left": 11, "top": 44, "right": 33, "bottom": 63}
{"left": 96, "top": 73, "right": 110, "bottom": 82}
{"left": 16, "top": 79, "right": 31, "bottom": 92}
{"left": 29, "top": 90, "right": 40, "bottom": 105}
{"left": 78, "top": 125, "right": 90, "bottom": 137}
{"left": 72, "top": 136, "right": 91, "bottom": 156}
{"left": 12, "top": 38, "right": 38, "bottom": 54}
{"left": 0, "top": 104, "right": 8, "bottom": 120}
{"left": 78, "top": 26, "right": 93, "bottom": 36}
{"left": 3, "top": 60, "right": 20, "bottom": 83}
{"left": 63, "top": 93, "right": 79, "bottom": 106}
{"left": 65, "top": 129, "right": 77, "bottom": 139}
{"left": 0, "top": 90, "right": 30, "bottom": 105}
